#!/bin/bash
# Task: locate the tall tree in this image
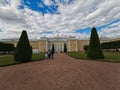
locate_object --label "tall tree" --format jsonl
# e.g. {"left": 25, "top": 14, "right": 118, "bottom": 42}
{"left": 64, "top": 43, "right": 67, "bottom": 53}
{"left": 14, "top": 30, "right": 32, "bottom": 62}
{"left": 87, "top": 27, "right": 104, "bottom": 59}
{"left": 51, "top": 44, "right": 55, "bottom": 53}
{"left": 51, "top": 44, "right": 55, "bottom": 59}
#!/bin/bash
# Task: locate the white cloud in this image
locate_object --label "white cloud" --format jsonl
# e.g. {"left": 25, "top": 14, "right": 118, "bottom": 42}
{"left": 0, "top": 0, "right": 22, "bottom": 22}
{"left": 43, "top": 0, "right": 53, "bottom": 6}
{"left": 99, "top": 21, "right": 120, "bottom": 38}
{"left": 0, "top": 0, "right": 120, "bottom": 39}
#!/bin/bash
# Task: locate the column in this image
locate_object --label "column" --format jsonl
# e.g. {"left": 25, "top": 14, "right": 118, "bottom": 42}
{"left": 62, "top": 42, "right": 64, "bottom": 52}
{"left": 80, "top": 42, "right": 83, "bottom": 51}
{"left": 46, "top": 40, "right": 48, "bottom": 52}
{"left": 38, "top": 40, "right": 41, "bottom": 53}
{"left": 59, "top": 42, "right": 60, "bottom": 52}
{"left": 57, "top": 42, "right": 58, "bottom": 52}
{"left": 76, "top": 40, "right": 78, "bottom": 52}
{"left": 14, "top": 43, "right": 17, "bottom": 47}
{"left": 68, "top": 40, "right": 71, "bottom": 52}
{"left": 60, "top": 43, "right": 62, "bottom": 52}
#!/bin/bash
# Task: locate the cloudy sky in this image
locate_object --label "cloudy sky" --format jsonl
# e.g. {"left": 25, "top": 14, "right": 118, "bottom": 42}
{"left": 0, "top": 0, "right": 120, "bottom": 39}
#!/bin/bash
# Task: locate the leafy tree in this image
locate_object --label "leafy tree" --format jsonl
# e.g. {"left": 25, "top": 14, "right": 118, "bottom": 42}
{"left": 64, "top": 43, "right": 67, "bottom": 53}
{"left": 87, "top": 27, "right": 104, "bottom": 59}
{"left": 101, "top": 40, "right": 120, "bottom": 52}
{"left": 7, "top": 44, "right": 14, "bottom": 53}
{"left": 14, "top": 30, "right": 32, "bottom": 62}
{"left": 0, "top": 42, "right": 14, "bottom": 54}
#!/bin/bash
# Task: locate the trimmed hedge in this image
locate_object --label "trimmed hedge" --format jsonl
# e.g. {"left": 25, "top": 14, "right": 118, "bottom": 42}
{"left": 87, "top": 27, "right": 104, "bottom": 59}
{"left": 14, "top": 30, "right": 32, "bottom": 63}
{"left": 64, "top": 43, "right": 67, "bottom": 53}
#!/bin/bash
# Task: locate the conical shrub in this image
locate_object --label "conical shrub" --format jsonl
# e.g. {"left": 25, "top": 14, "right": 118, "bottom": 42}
{"left": 14, "top": 30, "right": 32, "bottom": 62}
{"left": 64, "top": 43, "right": 67, "bottom": 53}
{"left": 87, "top": 27, "right": 104, "bottom": 59}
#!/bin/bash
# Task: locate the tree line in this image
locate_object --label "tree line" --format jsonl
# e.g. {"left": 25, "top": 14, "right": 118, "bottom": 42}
{"left": 84, "top": 40, "right": 120, "bottom": 53}
{"left": 101, "top": 40, "right": 120, "bottom": 52}
{"left": 0, "top": 42, "right": 14, "bottom": 54}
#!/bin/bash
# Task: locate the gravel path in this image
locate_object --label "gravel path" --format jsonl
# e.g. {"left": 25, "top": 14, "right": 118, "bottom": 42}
{"left": 0, "top": 53, "right": 120, "bottom": 90}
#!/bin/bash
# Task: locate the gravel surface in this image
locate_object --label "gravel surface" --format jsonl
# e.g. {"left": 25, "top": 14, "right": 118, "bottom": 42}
{"left": 0, "top": 53, "right": 120, "bottom": 90}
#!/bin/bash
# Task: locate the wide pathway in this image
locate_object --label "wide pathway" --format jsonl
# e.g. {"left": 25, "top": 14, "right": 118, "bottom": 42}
{"left": 0, "top": 53, "right": 120, "bottom": 90}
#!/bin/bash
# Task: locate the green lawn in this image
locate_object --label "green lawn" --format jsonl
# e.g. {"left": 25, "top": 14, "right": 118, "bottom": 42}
{"left": 104, "top": 52, "right": 120, "bottom": 63}
{"left": 32, "top": 53, "right": 45, "bottom": 60}
{"left": 67, "top": 52, "right": 120, "bottom": 63}
{"left": 67, "top": 52, "right": 87, "bottom": 59}
{"left": 0, "top": 53, "right": 45, "bottom": 67}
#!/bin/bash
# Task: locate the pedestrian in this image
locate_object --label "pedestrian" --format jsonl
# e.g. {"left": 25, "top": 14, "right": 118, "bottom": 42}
{"left": 48, "top": 49, "right": 51, "bottom": 59}
{"left": 51, "top": 49, "right": 55, "bottom": 59}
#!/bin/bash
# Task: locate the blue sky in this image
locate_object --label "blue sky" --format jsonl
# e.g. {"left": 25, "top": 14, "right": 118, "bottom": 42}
{"left": 0, "top": 0, "right": 120, "bottom": 39}
{"left": 20, "top": 0, "right": 59, "bottom": 15}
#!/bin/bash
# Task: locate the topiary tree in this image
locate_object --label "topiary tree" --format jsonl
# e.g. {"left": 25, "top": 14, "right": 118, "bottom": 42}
{"left": 64, "top": 43, "right": 67, "bottom": 53}
{"left": 84, "top": 45, "right": 89, "bottom": 53}
{"left": 87, "top": 27, "right": 104, "bottom": 59}
{"left": 51, "top": 44, "right": 55, "bottom": 59}
{"left": 14, "top": 30, "right": 32, "bottom": 62}
{"left": 51, "top": 44, "right": 55, "bottom": 54}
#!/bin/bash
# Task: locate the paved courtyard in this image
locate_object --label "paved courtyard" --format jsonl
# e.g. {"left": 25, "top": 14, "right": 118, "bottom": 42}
{"left": 0, "top": 53, "right": 120, "bottom": 90}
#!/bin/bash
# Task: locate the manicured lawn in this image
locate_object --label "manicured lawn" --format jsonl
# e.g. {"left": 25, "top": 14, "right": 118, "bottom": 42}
{"left": 0, "top": 55, "right": 16, "bottom": 66}
{"left": 32, "top": 53, "right": 45, "bottom": 60}
{"left": 0, "top": 53, "right": 45, "bottom": 67}
{"left": 104, "top": 52, "right": 120, "bottom": 63}
{"left": 67, "top": 52, "right": 87, "bottom": 59}
{"left": 67, "top": 52, "right": 120, "bottom": 63}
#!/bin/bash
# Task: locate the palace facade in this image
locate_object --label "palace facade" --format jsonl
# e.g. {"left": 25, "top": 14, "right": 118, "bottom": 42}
{"left": 31, "top": 37, "right": 89, "bottom": 53}
{"left": 1, "top": 36, "right": 114, "bottom": 53}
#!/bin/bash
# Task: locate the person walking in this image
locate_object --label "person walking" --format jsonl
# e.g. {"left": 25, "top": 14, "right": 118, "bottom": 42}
{"left": 51, "top": 49, "right": 55, "bottom": 59}
{"left": 48, "top": 49, "right": 51, "bottom": 59}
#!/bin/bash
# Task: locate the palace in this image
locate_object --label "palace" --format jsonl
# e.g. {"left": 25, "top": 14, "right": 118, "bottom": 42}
{"left": 31, "top": 36, "right": 89, "bottom": 53}
{"left": 31, "top": 36, "right": 110, "bottom": 53}
{"left": 1, "top": 36, "right": 111, "bottom": 53}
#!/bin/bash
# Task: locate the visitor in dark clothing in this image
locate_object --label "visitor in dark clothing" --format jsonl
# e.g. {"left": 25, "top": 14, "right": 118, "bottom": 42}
{"left": 51, "top": 50, "right": 55, "bottom": 59}
{"left": 48, "top": 49, "right": 51, "bottom": 59}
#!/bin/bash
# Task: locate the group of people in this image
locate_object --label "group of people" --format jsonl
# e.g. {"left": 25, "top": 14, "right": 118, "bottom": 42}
{"left": 45, "top": 49, "right": 55, "bottom": 59}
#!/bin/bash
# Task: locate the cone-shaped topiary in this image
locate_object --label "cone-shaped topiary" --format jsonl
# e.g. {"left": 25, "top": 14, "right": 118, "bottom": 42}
{"left": 51, "top": 44, "right": 55, "bottom": 53}
{"left": 14, "top": 30, "right": 32, "bottom": 62}
{"left": 64, "top": 43, "right": 67, "bottom": 53}
{"left": 87, "top": 27, "right": 104, "bottom": 59}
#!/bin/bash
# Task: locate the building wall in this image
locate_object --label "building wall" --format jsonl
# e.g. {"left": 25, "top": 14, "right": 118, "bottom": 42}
{"left": 40, "top": 40, "right": 47, "bottom": 52}
{"left": 77, "top": 40, "right": 82, "bottom": 51}
{"left": 29, "top": 39, "right": 89, "bottom": 53}
{"left": 30, "top": 41, "right": 39, "bottom": 49}
{"left": 48, "top": 41, "right": 68, "bottom": 52}
{"left": 3, "top": 37, "right": 119, "bottom": 53}
{"left": 69, "top": 40, "right": 76, "bottom": 52}
{"left": 77, "top": 40, "right": 89, "bottom": 51}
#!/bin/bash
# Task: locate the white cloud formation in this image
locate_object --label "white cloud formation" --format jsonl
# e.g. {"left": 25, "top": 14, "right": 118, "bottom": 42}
{"left": 0, "top": 0, "right": 23, "bottom": 22}
{"left": 99, "top": 21, "right": 120, "bottom": 38}
{"left": 0, "top": 0, "right": 120, "bottom": 39}
{"left": 43, "top": 0, "right": 53, "bottom": 6}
